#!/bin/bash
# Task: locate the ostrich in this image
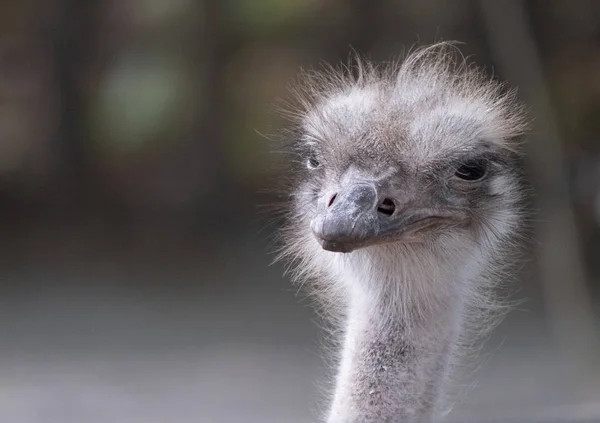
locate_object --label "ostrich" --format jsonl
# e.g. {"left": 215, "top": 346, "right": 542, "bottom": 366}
{"left": 275, "top": 43, "right": 529, "bottom": 423}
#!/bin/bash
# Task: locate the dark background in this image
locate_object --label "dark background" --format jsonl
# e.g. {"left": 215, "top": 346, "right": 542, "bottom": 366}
{"left": 0, "top": 0, "right": 599, "bottom": 422}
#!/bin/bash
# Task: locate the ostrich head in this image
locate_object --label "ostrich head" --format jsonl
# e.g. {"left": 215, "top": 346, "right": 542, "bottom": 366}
{"left": 276, "top": 43, "right": 529, "bottom": 422}
{"left": 279, "top": 44, "right": 528, "bottom": 301}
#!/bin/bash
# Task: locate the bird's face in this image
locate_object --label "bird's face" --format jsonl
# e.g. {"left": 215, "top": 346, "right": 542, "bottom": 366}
{"left": 292, "top": 84, "right": 524, "bottom": 254}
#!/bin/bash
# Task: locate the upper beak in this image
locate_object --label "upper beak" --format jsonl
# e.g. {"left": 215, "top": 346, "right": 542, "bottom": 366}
{"left": 310, "top": 182, "right": 442, "bottom": 253}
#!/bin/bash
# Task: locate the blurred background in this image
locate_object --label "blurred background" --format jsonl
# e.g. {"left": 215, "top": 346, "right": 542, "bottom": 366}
{"left": 0, "top": 0, "right": 599, "bottom": 422}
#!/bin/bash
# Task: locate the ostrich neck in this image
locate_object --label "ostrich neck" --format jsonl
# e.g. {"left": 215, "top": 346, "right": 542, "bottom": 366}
{"left": 327, "top": 259, "right": 464, "bottom": 423}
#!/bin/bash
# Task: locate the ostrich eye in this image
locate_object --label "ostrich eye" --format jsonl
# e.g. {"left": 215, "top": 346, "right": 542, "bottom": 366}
{"left": 306, "top": 157, "right": 320, "bottom": 170}
{"left": 455, "top": 161, "right": 486, "bottom": 181}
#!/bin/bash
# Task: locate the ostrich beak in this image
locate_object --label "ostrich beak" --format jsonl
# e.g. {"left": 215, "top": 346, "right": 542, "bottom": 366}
{"left": 310, "top": 182, "right": 444, "bottom": 253}
{"left": 311, "top": 183, "right": 380, "bottom": 253}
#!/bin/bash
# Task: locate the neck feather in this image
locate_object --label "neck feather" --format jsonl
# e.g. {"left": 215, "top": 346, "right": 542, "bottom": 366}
{"left": 326, "top": 244, "right": 478, "bottom": 423}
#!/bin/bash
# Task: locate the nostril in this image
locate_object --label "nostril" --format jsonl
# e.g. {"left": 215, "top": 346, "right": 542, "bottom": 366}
{"left": 377, "top": 198, "right": 396, "bottom": 216}
{"left": 327, "top": 193, "right": 338, "bottom": 208}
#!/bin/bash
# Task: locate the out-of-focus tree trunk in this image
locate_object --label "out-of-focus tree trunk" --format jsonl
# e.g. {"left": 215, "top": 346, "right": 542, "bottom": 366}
{"left": 53, "top": 0, "right": 100, "bottom": 214}
{"left": 480, "top": 0, "right": 599, "bottom": 363}
{"left": 195, "top": 0, "right": 230, "bottom": 204}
